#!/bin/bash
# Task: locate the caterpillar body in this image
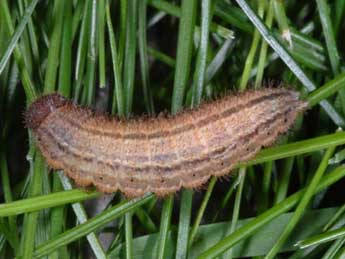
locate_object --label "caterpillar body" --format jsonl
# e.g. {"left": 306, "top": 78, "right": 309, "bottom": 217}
{"left": 25, "top": 88, "right": 307, "bottom": 197}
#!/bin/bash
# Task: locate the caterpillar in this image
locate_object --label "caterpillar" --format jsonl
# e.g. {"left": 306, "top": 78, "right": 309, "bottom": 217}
{"left": 25, "top": 88, "right": 307, "bottom": 197}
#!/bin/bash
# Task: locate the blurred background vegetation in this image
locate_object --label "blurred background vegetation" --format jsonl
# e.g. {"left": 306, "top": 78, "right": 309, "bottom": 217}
{"left": 1, "top": 0, "right": 345, "bottom": 258}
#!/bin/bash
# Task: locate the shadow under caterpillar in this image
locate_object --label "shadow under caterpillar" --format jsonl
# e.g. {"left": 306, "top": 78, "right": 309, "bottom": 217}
{"left": 25, "top": 88, "right": 307, "bottom": 197}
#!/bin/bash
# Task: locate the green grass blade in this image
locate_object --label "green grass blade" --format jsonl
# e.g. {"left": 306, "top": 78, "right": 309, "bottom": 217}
{"left": 19, "top": 153, "right": 44, "bottom": 259}
{"left": 196, "top": 166, "right": 345, "bottom": 258}
{"left": 234, "top": 0, "right": 345, "bottom": 127}
{"left": 0, "top": 150, "right": 19, "bottom": 251}
{"left": 255, "top": 0, "right": 274, "bottom": 87}
{"left": 58, "top": 173, "right": 107, "bottom": 259}
{"left": 189, "top": 177, "right": 216, "bottom": 247}
{"left": 109, "top": 207, "right": 339, "bottom": 258}
{"left": 239, "top": 0, "right": 265, "bottom": 90}
{"left": 191, "top": 0, "right": 211, "bottom": 106}
{"left": 97, "top": 0, "right": 106, "bottom": 88}
{"left": 156, "top": 195, "right": 174, "bottom": 259}
{"left": 0, "top": 0, "right": 36, "bottom": 102}
{"left": 44, "top": 0, "right": 64, "bottom": 93}
{"left": 74, "top": 0, "right": 91, "bottom": 101}
{"left": 297, "top": 226, "right": 345, "bottom": 249}
{"left": 205, "top": 38, "right": 234, "bottom": 84}
{"left": 123, "top": 0, "right": 138, "bottom": 115}
{"left": 49, "top": 175, "right": 66, "bottom": 259}
{"left": 307, "top": 72, "right": 345, "bottom": 107}
{"left": 316, "top": 0, "right": 340, "bottom": 75}
{"left": 85, "top": 0, "right": 98, "bottom": 105}
{"left": 214, "top": 1, "right": 252, "bottom": 33}
{"left": 149, "top": 0, "right": 234, "bottom": 39}
{"left": 258, "top": 161, "right": 273, "bottom": 213}
{"left": 320, "top": 236, "right": 345, "bottom": 259}
{"left": 106, "top": 0, "right": 125, "bottom": 116}
{"left": 246, "top": 131, "right": 345, "bottom": 166}
{"left": 226, "top": 167, "right": 246, "bottom": 259}
{"left": 171, "top": 0, "right": 197, "bottom": 114}
{"left": 134, "top": 207, "right": 157, "bottom": 233}
{"left": 125, "top": 212, "right": 133, "bottom": 259}
{"left": 33, "top": 193, "right": 154, "bottom": 258}
{"left": 0, "top": 218, "right": 18, "bottom": 251}
{"left": 0, "top": 0, "right": 39, "bottom": 75}
{"left": 265, "top": 145, "right": 336, "bottom": 258}
{"left": 323, "top": 203, "right": 345, "bottom": 231}
{"left": 176, "top": 190, "right": 193, "bottom": 259}
{"left": 334, "top": 0, "right": 345, "bottom": 37}
{"left": 118, "top": 0, "right": 127, "bottom": 70}
{"left": 138, "top": 0, "right": 155, "bottom": 115}
{"left": 148, "top": 47, "right": 175, "bottom": 67}
{"left": 22, "top": 0, "right": 40, "bottom": 73}
{"left": 0, "top": 188, "right": 100, "bottom": 217}
{"left": 273, "top": 0, "right": 292, "bottom": 46}
{"left": 274, "top": 157, "right": 294, "bottom": 204}
{"left": 58, "top": 0, "right": 72, "bottom": 96}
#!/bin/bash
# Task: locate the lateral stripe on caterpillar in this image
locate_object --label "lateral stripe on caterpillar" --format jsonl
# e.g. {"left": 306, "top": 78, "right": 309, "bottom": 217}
{"left": 25, "top": 88, "right": 307, "bottom": 197}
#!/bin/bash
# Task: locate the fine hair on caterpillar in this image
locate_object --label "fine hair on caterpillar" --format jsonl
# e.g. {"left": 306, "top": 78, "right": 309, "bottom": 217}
{"left": 25, "top": 87, "right": 308, "bottom": 198}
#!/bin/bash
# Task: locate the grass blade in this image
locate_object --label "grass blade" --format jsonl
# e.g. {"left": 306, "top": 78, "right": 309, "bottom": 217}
{"left": 196, "top": 166, "right": 345, "bottom": 258}
{"left": 171, "top": 0, "right": 197, "bottom": 114}
{"left": 0, "top": 0, "right": 39, "bottom": 75}
{"left": 33, "top": 193, "right": 154, "bottom": 258}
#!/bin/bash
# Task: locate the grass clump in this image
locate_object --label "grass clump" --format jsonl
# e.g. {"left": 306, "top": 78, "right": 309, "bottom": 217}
{"left": 1, "top": 0, "right": 345, "bottom": 258}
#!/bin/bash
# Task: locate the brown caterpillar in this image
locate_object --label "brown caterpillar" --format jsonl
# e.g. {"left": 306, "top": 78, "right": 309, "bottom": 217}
{"left": 25, "top": 88, "right": 307, "bottom": 197}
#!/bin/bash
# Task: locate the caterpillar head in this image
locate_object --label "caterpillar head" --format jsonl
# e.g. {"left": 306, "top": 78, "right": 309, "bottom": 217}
{"left": 25, "top": 93, "right": 68, "bottom": 130}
